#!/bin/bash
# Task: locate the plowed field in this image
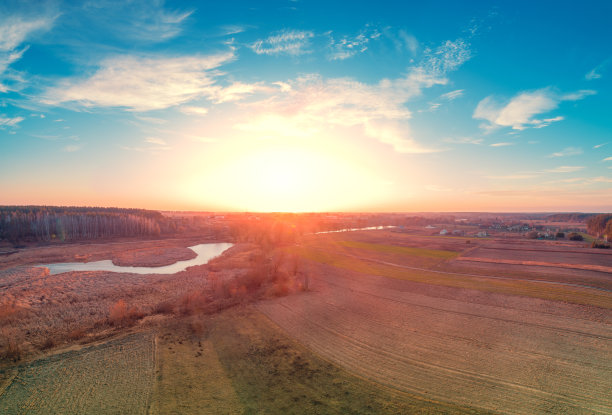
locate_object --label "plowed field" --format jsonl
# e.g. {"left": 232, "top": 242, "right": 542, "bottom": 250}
{"left": 259, "top": 244, "right": 612, "bottom": 414}
{"left": 0, "top": 332, "right": 155, "bottom": 414}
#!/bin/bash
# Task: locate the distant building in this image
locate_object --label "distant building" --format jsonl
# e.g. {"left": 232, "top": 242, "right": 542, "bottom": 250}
{"left": 440, "top": 229, "right": 448, "bottom": 235}
{"left": 477, "top": 231, "right": 488, "bottom": 237}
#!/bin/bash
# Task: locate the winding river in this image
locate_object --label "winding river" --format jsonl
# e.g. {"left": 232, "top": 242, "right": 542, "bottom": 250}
{"left": 41, "top": 243, "right": 233, "bottom": 275}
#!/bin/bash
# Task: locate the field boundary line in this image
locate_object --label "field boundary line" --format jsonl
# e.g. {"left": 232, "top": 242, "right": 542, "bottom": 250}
{"left": 0, "top": 372, "right": 16, "bottom": 400}
{"left": 456, "top": 257, "right": 612, "bottom": 274}
{"left": 320, "top": 277, "right": 612, "bottom": 340}
{"left": 334, "top": 250, "right": 612, "bottom": 293}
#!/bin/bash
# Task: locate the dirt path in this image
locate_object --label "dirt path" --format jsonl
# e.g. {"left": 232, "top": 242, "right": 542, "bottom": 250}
{"left": 258, "top": 265, "right": 612, "bottom": 414}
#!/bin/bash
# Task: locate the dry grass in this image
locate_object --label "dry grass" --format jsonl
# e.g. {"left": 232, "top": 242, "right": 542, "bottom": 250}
{"left": 0, "top": 332, "right": 155, "bottom": 414}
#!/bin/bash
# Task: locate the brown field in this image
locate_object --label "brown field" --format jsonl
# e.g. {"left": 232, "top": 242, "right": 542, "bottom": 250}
{"left": 0, "top": 332, "right": 155, "bottom": 414}
{"left": 258, "top": 230, "right": 612, "bottom": 414}
{"left": 1, "top": 229, "right": 611, "bottom": 414}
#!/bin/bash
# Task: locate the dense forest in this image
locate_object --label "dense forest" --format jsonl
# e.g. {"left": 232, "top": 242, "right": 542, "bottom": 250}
{"left": 0, "top": 206, "right": 173, "bottom": 245}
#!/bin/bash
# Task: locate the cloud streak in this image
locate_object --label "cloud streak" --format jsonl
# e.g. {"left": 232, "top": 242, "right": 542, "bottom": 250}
{"left": 327, "top": 25, "right": 381, "bottom": 61}
{"left": 473, "top": 88, "right": 595, "bottom": 131}
{"left": 250, "top": 30, "right": 314, "bottom": 56}
{"left": 0, "top": 14, "right": 56, "bottom": 91}
{"left": 547, "top": 147, "right": 582, "bottom": 158}
{"left": 42, "top": 52, "right": 238, "bottom": 111}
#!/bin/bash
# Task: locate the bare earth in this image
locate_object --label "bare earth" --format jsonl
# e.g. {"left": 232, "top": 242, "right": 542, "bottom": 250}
{"left": 258, "top": 253, "right": 612, "bottom": 414}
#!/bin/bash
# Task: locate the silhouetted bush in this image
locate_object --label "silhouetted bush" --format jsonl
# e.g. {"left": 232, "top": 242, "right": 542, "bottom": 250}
{"left": 591, "top": 241, "right": 610, "bottom": 249}
{"left": 568, "top": 233, "right": 584, "bottom": 241}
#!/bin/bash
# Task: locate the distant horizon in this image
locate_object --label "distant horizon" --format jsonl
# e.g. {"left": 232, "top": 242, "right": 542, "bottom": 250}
{"left": 0, "top": 203, "right": 608, "bottom": 215}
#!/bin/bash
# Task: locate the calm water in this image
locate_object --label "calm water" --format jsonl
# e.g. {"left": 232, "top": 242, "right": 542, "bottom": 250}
{"left": 315, "top": 225, "right": 397, "bottom": 234}
{"left": 41, "top": 243, "right": 233, "bottom": 275}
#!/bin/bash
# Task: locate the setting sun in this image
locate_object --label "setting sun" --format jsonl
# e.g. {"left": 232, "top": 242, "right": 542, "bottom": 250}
{"left": 186, "top": 144, "right": 392, "bottom": 212}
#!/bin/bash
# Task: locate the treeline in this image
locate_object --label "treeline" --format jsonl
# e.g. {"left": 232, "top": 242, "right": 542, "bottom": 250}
{"left": 586, "top": 214, "right": 612, "bottom": 239}
{"left": 0, "top": 206, "right": 171, "bottom": 244}
{"left": 546, "top": 213, "right": 599, "bottom": 222}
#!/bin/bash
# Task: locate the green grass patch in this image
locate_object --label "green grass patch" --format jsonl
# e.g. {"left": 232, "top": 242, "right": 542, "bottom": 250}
{"left": 296, "top": 246, "right": 612, "bottom": 309}
{"left": 337, "top": 240, "right": 459, "bottom": 260}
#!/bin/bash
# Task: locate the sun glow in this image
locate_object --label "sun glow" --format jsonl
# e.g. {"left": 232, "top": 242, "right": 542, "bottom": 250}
{"left": 186, "top": 144, "right": 393, "bottom": 212}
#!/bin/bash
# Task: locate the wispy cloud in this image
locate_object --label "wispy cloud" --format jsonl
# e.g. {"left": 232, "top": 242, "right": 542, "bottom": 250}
{"left": 179, "top": 106, "right": 209, "bottom": 116}
{"left": 543, "top": 165, "right": 585, "bottom": 173}
{"left": 426, "top": 89, "right": 464, "bottom": 112}
{"left": 144, "top": 137, "right": 166, "bottom": 145}
{"left": 80, "top": 0, "right": 192, "bottom": 42}
{"left": 327, "top": 25, "right": 380, "bottom": 61}
{"left": 42, "top": 52, "right": 237, "bottom": 111}
{"left": 603, "top": 156, "right": 612, "bottom": 162}
{"left": 121, "top": 136, "right": 171, "bottom": 153}
{"left": 547, "top": 147, "right": 582, "bottom": 157}
{"left": 63, "top": 144, "right": 81, "bottom": 152}
{"left": 585, "top": 58, "right": 610, "bottom": 80}
{"left": 440, "top": 89, "right": 464, "bottom": 101}
{"left": 0, "top": 116, "right": 24, "bottom": 127}
{"left": 489, "top": 142, "right": 514, "bottom": 147}
{"left": 473, "top": 88, "right": 595, "bottom": 131}
{"left": 487, "top": 173, "right": 537, "bottom": 180}
{"left": 593, "top": 143, "right": 608, "bottom": 149}
{"left": 250, "top": 30, "right": 314, "bottom": 56}
{"left": 443, "top": 137, "right": 483, "bottom": 145}
{"left": 237, "top": 37, "right": 471, "bottom": 153}
{"left": 0, "top": 14, "right": 56, "bottom": 91}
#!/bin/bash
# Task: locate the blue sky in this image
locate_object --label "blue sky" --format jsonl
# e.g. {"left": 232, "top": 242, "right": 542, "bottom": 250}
{"left": 1, "top": 0, "right": 611, "bottom": 212}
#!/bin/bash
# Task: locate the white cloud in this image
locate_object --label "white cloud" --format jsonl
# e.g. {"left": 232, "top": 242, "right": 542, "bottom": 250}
{"left": 250, "top": 30, "right": 314, "bottom": 56}
{"left": 0, "top": 116, "right": 24, "bottom": 127}
{"left": 440, "top": 89, "right": 464, "bottom": 101}
{"left": 443, "top": 137, "right": 483, "bottom": 145}
{"left": 547, "top": 147, "right": 582, "bottom": 158}
{"left": 327, "top": 25, "right": 381, "bottom": 61}
{"left": 593, "top": 143, "right": 608, "bottom": 149}
{"left": 43, "top": 52, "right": 237, "bottom": 111}
{"left": 543, "top": 166, "right": 585, "bottom": 173}
{"left": 237, "top": 37, "right": 471, "bottom": 153}
{"left": 144, "top": 137, "right": 166, "bottom": 145}
{"left": 0, "top": 16, "right": 53, "bottom": 51}
{"left": 490, "top": 142, "right": 514, "bottom": 147}
{"left": 398, "top": 30, "right": 418, "bottom": 54}
{"left": 212, "top": 81, "right": 265, "bottom": 103}
{"left": 180, "top": 106, "right": 209, "bottom": 116}
{"left": 585, "top": 59, "right": 610, "bottom": 80}
{"left": 603, "top": 156, "right": 612, "bottom": 161}
{"left": 81, "top": 0, "right": 192, "bottom": 42}
{"left": 474, "top": 88, "right": 594, "bottom": 131}
{"left": 0, "top": 14, "right": 55, "bottom": 91}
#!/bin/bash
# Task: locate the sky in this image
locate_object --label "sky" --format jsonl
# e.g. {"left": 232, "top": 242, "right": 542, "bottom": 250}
{"left": 1, "top": 0, "right": 611, "bottom": 212}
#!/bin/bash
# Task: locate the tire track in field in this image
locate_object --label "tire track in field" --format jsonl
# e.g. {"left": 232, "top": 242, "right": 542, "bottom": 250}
{"left": 258, "top": 271, "right": 612, "bottom": 415}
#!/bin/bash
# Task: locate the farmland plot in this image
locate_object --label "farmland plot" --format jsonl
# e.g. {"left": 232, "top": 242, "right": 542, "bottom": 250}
{"left": 0, "top": 332, "right": 155, "bottom": 415}
{"left": 259, "top": 259, "right": 612, "bottom": 415}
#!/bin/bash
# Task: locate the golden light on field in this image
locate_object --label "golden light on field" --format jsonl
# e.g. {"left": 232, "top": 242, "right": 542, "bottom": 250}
{"left": 184, "top": 143, "right": 394, "bottom": 212}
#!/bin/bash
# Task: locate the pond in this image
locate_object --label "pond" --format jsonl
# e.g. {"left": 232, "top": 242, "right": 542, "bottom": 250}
{"left": 41, "top": 243, "right": 234, "bottom": 275}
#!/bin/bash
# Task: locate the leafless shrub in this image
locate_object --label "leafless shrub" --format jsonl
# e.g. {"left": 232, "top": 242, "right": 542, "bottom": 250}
{"left": 1, "top": 329, "right": 22, "bottom": 362}
{"left": 68, "top": 328, "right": 86, "bottom": 341}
